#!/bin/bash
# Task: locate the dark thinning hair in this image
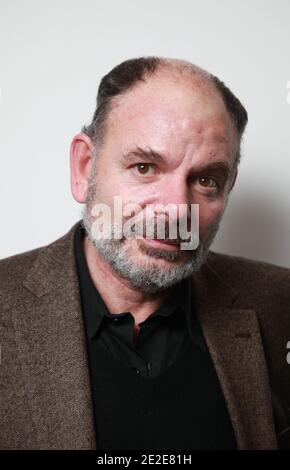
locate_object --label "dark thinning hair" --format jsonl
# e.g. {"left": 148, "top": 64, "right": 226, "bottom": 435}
{"left": 82, "top": 56, "right": 248, "bottom": 166}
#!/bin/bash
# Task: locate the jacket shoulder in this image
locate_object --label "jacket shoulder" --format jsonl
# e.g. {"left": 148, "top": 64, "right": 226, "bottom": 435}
{"left": 0, "top": 247, "right": 41, "bottom": 290}
{"left": 206, "top": 250, "right": 290, "bottom": 316}
{"left": 207, "top": 250, "right": 290, "bottom": 288}
{"left": 0, "top": 222, "right": 79, "bottom": 306}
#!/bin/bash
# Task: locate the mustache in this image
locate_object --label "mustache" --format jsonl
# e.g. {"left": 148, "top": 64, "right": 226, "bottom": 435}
{"left": 119, "top": 215, "right": 194, "bottom": 244}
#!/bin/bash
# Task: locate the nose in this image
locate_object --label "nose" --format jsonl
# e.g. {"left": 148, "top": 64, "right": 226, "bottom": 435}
{"left": 154, "top": 174, "right": 192, "bottom": 221}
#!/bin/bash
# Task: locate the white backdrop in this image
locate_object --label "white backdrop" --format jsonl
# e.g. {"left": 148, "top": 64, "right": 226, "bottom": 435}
{"left": 0, "top": 0, "right": 289, "bottom": 267}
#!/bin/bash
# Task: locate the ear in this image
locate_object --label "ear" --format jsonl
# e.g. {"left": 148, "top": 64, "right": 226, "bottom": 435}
{"left": 229, "top": 167, "right": 238, "bottom": 192}
{"left": 70, "top": 133, "right": 94, "bottom": 203}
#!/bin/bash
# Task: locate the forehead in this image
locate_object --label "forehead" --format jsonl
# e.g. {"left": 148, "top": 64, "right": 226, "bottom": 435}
{"left": 106, "top": 72, "right": 238, "bottom": 161}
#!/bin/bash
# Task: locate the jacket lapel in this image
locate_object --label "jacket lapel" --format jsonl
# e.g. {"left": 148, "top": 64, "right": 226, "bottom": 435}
{"left": 11, "top": 222, "right": 96, "bottom": 449}
{"left": 192, "top": 263, "right": 278, "bottom": 449}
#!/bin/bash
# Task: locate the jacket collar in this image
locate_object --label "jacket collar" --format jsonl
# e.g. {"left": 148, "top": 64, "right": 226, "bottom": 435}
{"left": 192, "top": 261, "right": 277, "bottom": 449}
{"left": 15, "top": 220, "right": 96, "bottom": 449}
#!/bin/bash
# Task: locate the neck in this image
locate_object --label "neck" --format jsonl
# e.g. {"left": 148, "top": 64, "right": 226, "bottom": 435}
{"left": 83, "top": 237, "right": 174, "bottom": 325}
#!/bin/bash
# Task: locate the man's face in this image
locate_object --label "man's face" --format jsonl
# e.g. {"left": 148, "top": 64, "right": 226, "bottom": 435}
{"left": 83, "top": 71, "right": 238, "bottom": 292}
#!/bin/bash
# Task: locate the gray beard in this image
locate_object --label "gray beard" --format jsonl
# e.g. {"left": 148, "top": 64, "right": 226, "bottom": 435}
{"left": 81, "top": 203, "right": 221, "bottom": 294}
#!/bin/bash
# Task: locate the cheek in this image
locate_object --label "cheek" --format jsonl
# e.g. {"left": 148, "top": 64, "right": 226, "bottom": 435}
{"left": 116, "top": 185, "right": 156, "bottom": 208}
{"left": 198, "top": 200, "right": 225, "bottom": 239}
{"left": 93, "top": 176, "right": 128, "bottom": 205}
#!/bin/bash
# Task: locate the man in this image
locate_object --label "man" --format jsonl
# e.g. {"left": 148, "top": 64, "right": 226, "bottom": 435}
{"left": 0, "top": 56, "right": 290, "bottom": 450}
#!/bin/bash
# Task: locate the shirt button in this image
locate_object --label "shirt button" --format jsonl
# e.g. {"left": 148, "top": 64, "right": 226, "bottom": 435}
{"left": 132, "top": 367, "right": 140, "bottom": 375}
{"left": 113, "top": 318, "right": 119, "bottom": 323}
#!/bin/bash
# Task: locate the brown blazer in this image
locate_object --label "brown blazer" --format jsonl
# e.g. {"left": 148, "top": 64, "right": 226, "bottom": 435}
{"left": 1, "top": 220, "right": 290, "bottom": 450}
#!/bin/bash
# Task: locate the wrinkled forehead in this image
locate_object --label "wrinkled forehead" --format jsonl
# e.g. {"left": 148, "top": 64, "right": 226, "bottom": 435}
{"left": 106, "top": 72, "right": 239, "bottom": 163}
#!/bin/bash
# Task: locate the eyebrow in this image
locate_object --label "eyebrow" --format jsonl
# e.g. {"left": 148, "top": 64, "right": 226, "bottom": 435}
{"left": 191, "top": 161, "right": 231, "bottom": 179}
{"left": 122, "top": 146, "right": 232, "bottom": 179}
{"left": 121, "top": 146, "right": 166, "bottom": 164}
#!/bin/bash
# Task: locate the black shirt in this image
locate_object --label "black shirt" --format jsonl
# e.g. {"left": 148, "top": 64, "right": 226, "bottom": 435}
{"left": 74, "top": 221, "right": 208, "bottom": 379}
{"left": 74, "top": 221, "right": 237, "bottom": 449}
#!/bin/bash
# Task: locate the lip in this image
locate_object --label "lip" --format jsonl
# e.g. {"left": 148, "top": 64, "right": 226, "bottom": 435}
{"left": 142, "top": 237, "right": 180, "bottom": 251}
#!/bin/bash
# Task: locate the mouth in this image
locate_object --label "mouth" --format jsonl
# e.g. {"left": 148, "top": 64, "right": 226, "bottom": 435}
{"left": 142, "top": 237, "right": 180, "bottom": 251}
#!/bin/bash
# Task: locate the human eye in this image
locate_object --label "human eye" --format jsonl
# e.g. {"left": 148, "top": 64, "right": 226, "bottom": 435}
{"left": 134, "top": 163, "right": 155, "bottom": 175}
{"left": 193, "top": 175, "right": 225, "bottom": 197}
{"left": 197, "top": 176, "right": 219, "bottom": 189}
